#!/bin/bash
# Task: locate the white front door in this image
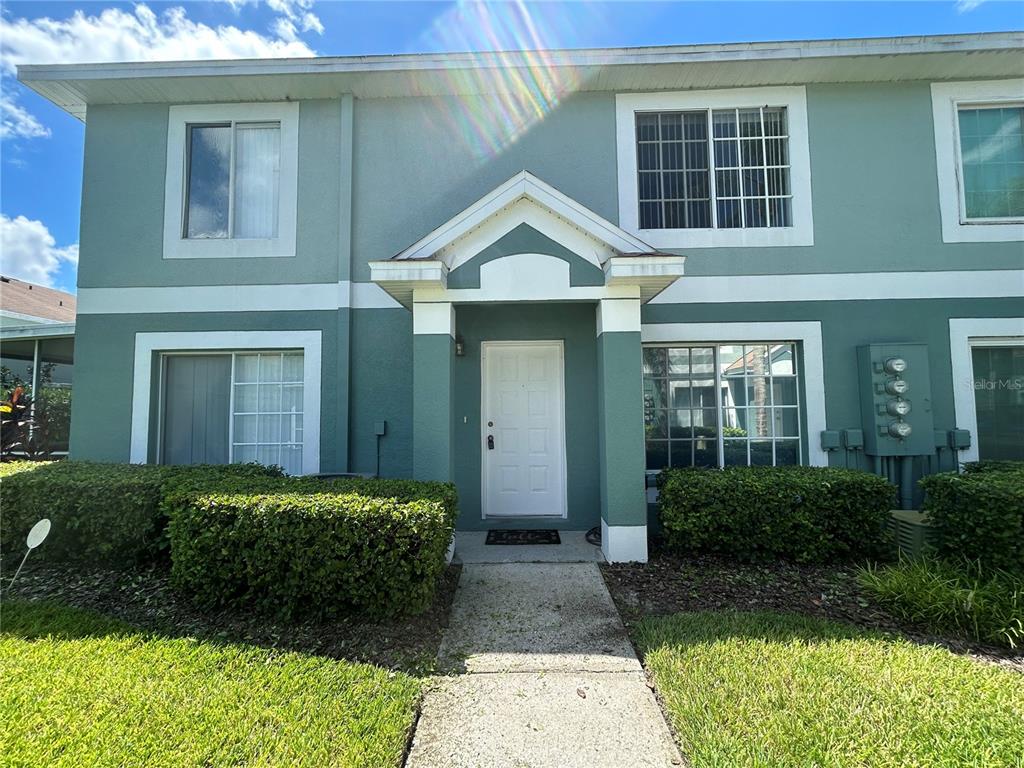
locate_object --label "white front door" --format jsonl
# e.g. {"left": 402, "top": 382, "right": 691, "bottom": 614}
{"left": 481, "top": 341, "right": 567, "bottom": 518}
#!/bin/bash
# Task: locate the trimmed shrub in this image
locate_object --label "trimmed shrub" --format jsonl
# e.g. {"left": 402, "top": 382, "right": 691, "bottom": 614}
{"left": 658, "top": 466, "right": 896, "bottom": 563}
{"left": 858, "top": 556, "right": 1024, "bottom": 649}
{"left": 920, "top": 469, "right": 1024, "bottom": 573}
{"left": 166, "top": 477, "right": 458, "bottom": 619}
{"left": 0, "top": 460, "right": 50, "bottom": 479}
{"left": 0, "top": 461, "right": 282, "bottom": 564}
{"left": 961, "top": 460, "right": 1024, "bottom": 475}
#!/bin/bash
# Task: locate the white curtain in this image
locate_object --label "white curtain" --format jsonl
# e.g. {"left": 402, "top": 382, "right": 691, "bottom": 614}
{"left": 233, "top": 124, "right": 281, "bottom": 239}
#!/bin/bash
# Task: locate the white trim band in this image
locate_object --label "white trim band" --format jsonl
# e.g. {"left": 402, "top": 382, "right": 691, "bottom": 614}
{"left": 642, "top": 320, "right": 828, "bottom": 467}
{"left": 948, "top": 317, "right": 1024, "bottom": 464}
{"left": 77, "top": 281, "right": 401, "bottom": 314}
{"left": 596, "top": 298, "right": 641, "bottom": 336}
{"left": 129, "top": 330, "right": 322, "bottom": 474}
{"left": 601, "top": 521, "right": 648, "bottom": 563}
{"left": 651, "top": 269, "right": 1024, "bottom": 304}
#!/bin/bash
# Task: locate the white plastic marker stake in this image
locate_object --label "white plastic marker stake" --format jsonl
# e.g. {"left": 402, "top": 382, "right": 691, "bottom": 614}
{"left": 7, "top": 519, "right": 50, "bottom": 590}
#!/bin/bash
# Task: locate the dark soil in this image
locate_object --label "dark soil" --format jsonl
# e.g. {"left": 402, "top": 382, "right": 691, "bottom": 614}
{"left": 601, "top": 546, "right": 1023, "bottom": 672}
{"left": 4, "top": 562, "right": 461, "bottom": 676}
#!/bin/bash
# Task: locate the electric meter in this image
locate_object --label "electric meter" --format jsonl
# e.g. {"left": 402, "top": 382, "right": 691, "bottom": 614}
{"left": 883, "top": 357, "right": 908, "bottom": 375}
{"left": 884, "top": 379, "right": 910, "bottom": 396}
{"left": 887, "top": 421, "right": 913, "bottom": 439}
{"left": 886, "top": 399, "right": 912, "bottom": 417}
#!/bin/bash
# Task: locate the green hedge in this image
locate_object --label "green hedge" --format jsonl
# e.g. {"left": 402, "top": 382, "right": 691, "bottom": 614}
{"left": 0, "top": 462, "right": 282, "bottom": 563}
{"left": 658, "top": 466, "right": 896, "bottom": 563}
{"left": 921, "top": 466, "right": 1024, "bottom": 573}
{"left": 167, "top": 477, "right": 458, "bottom": 619}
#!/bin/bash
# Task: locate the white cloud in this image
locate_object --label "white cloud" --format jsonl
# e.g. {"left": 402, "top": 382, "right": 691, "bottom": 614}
{"left": 0, "top": 5, "right": 317, "bottom": 76}
{"left": 0, "top": 92, "right": 50, "bottom": 140}
{"left": 0, "top": 214, "right": 78, "bottom": 288}
{"left": 0, "top": 3, "right": 322, "bottom": 144}
{"left": 955, "top": 0, "right": 985, "bottom": 12}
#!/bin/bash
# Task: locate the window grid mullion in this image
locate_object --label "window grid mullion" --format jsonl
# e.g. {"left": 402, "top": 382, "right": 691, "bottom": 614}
{"left": 707, "top": 109, "right": 719, "bottom": 230}
{"left": 227, "top": 121, "right": 236, "bottom": 239}
{"left": 714, "top": 346, "right": 725, "bottom": 468}
{"left": 735, "top": 109, "right": 746, "bottom": 228}
{"left": 228, "top": 353, "right": 237, "bottom": 463}
{"left": 760, "top": 107, "right": 772, "bottom": 227}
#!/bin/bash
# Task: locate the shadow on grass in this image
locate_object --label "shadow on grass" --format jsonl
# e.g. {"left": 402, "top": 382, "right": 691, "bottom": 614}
{"left": 3, "top": 562, "right": 461, "bottom": 675}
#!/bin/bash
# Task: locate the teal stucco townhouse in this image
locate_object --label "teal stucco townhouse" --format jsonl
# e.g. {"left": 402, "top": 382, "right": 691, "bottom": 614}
{"left": 18, "top": 32, "right": 1023, "bottom": 562}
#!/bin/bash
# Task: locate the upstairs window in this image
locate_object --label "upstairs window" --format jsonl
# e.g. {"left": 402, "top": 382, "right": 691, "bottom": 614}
{"left": 636, "top": 107, "right": 792, "bottom": 230}
{"left": 616, "top": 87, "right": 813, "bottom": 249}
{"left": 930, "top": 80, "right": 1023, "bottom": 244}
{"left": 185, "top": 122, "right": 281, "bottom": 240}
{"left": 163, "top": 102, "right": 298, "bottom": 259}
{"left": 956, "top": 104, "right": 1024, "bottom": 221}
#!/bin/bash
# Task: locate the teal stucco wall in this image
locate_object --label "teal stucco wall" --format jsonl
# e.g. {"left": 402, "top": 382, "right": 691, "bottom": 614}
{"left": 66, "top": 75, "right": 1022, "bottom": 530}
{"left": 451, "top": 303, "right": 601, "bottom": 531}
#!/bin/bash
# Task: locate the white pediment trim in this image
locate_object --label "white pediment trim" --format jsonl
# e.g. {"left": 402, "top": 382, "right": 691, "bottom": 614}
{"left": 392, "top": 171, "right": 653, "bottom": 267}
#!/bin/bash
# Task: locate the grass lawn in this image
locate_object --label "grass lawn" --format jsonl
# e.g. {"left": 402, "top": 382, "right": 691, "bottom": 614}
{"left": 1, "top": 600, "right": 421, "bottom": 768}
{"left": 636, "top": 611, "right": 1024, "bottom": 768}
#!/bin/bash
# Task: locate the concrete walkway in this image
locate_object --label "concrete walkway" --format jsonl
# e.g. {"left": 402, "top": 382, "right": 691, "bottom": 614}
{"left": 405, "top": 563, "right": 683, "bottom": 768}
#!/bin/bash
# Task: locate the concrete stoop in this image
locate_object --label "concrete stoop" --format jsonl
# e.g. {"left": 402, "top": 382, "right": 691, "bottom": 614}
{"left": 405, "top": 563, "right": 683, "bottom": 768}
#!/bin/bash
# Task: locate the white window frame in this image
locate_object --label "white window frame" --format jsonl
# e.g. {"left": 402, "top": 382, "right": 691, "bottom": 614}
{"left": 930, "top": 80, "right": 1024, "bottom": 244}
{"left": 131, "top": 330, "right": 321, "bottom": 473}
{"left": 641, "top": 321, "right": 827, "bottom": 468}
{"left": 616, "top": 86, "right": 814, "bottom": 249}
{"left": 948, "top": 317, "right": 1024, "bottom": 464}
{"left": 163, "top": 102, "right": 299, "bottom": 259}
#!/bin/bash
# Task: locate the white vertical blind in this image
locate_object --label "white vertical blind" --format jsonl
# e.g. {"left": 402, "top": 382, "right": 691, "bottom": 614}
{"left": 233, "top": 124, "right": 281, "bottom": 239}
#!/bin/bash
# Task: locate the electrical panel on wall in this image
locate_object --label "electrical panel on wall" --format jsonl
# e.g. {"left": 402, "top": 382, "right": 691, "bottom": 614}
{"left": 857, "top": 344, "right": 935, "bottom": 456}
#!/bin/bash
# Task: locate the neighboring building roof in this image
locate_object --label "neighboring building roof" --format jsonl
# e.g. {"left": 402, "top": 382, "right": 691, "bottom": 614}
{"left": 18, "top": 32, "right": 1023, "bottom": 121}
{"left": 0, "top": 276, "right": 77, "bottom": 325}
{"left": 0, "top": 322, "right": 76, "bottom": 341}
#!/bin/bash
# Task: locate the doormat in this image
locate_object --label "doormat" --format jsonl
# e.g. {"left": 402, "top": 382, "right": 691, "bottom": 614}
{"left": 485, "top": 529, "right": 561, "bottom": 546}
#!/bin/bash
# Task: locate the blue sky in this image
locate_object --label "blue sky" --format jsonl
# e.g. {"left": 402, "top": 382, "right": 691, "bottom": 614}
{"left": 0, "top": 0, "right": 1020, "bottom": 293}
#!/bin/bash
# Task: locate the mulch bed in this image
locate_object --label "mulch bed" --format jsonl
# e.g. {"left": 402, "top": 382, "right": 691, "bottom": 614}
{"left": 5, "top": 562, "right": 461, "bottom": 675}
{"left": 600, "top": 547, "right": 1023, "bottom": 672}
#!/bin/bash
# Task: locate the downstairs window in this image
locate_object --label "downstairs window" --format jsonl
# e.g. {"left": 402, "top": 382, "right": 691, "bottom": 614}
{"left": 642, "top": 343, "right": 802, "bottom": 469}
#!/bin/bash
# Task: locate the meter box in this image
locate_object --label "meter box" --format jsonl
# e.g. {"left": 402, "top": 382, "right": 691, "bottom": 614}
{"left": 857, "top": 344, "right": 935, "bottom": 456}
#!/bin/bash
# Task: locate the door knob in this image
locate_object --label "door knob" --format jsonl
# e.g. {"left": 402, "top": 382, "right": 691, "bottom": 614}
{"left": 487, "top": 435, "right": 495, "bottom": 450}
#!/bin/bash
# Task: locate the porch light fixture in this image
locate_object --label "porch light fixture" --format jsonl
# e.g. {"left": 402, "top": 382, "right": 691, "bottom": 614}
{"left": 455, "top": 334, "right": 465, "bottom": 357}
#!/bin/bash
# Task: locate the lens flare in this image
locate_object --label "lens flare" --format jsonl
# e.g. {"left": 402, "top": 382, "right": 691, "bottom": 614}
{"left": 411, "top": 0, "right": 601, "bottom": 161}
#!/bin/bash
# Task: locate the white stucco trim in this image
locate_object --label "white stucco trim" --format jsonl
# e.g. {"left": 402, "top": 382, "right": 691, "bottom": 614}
{"left": 948, "top": 317, "right": 1024, "bottom": 463}
{"left": 77, "top": 281, "right": 402, "bottom": 313}
{"left": 596, "top": 298, "right": 641, "bottom": 336}
{"left": 163, "top": 102, "right": 300, "bottom": 260}
{"left": 412, "top": 301, "right": 455, "bottom": 336}
{"left": 393, "top": 171, "right": 651, "bottom": 264}
{"left": 650, "top": 269, "right": 1024, "bottom": 304}
{"left": 930, "top": 80, "right": 1024, "bottom": 244}
{"left": 601, "top": 521, "right": 648, "bottom": 563}
{"left": 641, "top": 320, "right": 828, "bottom": 467}
{"left": 616, "top": 86, "right": 814, "bottom": 249}
{"left": 445, "top": 198, "right": 617, "bottom": 272}
{"left": 130, "top": 330, "right": 322, "bottom": 473}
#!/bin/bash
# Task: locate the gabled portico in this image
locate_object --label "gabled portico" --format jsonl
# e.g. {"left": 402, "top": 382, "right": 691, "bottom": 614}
{"left": 370, "top": 172, "right": 685, "bottom": 562}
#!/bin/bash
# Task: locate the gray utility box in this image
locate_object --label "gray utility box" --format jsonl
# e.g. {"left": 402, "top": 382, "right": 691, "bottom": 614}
{"left": 857, "top": 343, "right": 935, "bottom": 456}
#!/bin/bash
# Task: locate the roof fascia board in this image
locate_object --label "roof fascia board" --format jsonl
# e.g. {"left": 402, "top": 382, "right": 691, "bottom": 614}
{"left": 17, "top": 32, "right": 1024, "bottom": 83}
